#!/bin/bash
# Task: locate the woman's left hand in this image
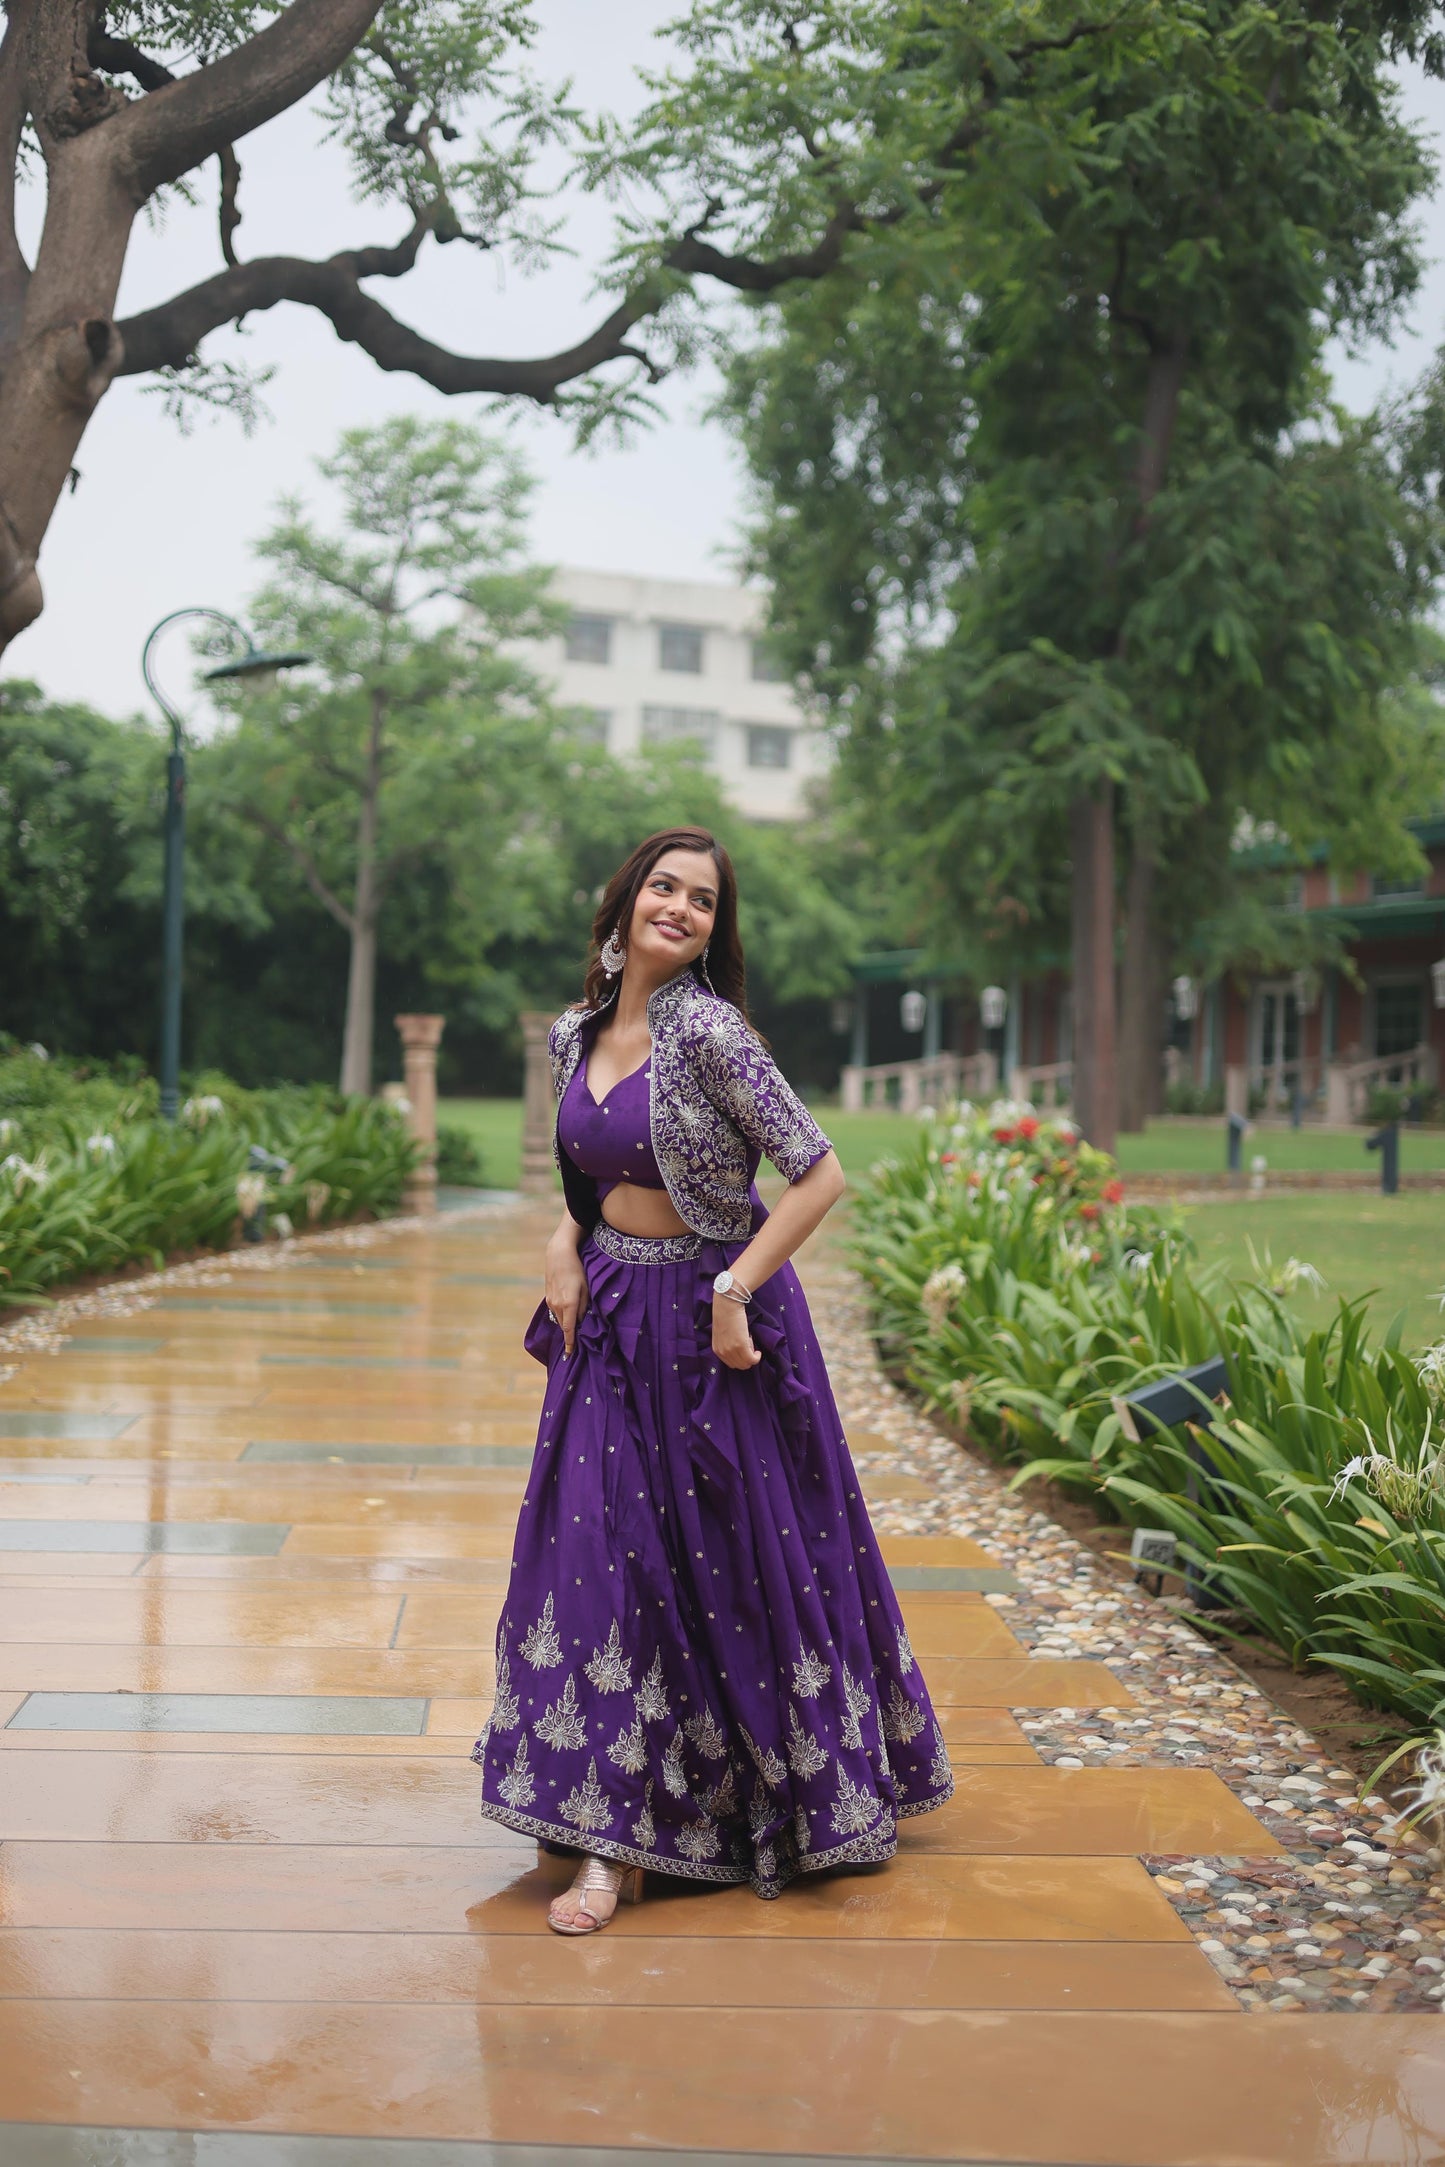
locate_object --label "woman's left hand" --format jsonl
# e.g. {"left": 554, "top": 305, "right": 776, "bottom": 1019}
{"left": 712, "top": 1294, "right": 761, "bottom": 1371}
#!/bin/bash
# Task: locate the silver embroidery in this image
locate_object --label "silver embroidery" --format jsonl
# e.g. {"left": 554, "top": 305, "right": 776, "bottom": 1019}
{"left": 584, "top": 1621, "right": 633, "bottom": 1694}
{"left": 676, "top": 1818, "right": 724, "bottom": 1862}
{"left": 634, "top": 1650, "right": 671, "bottom": 1725}
{"left": 633, "top": 1779, "right": 658, "bottom": 1851}
{"left": 559, "top": 1757, "right": 614, "bottom": 1834}
{"left": 683, "top": 1708, "right": 727, "bottom": 1761}
{"left": 794, "top": 1805, "right": 812, "bottom": 1855}
{"left": 592, "top": 1221, "right": 702, "bottom": 1265}
{"left": 929, "top": 1721, "right": 952, "bottom": 1791}
{"left": 534, "top": 1673, "right": 587, "bottom": 1750}
{"left": 830, "top": 1763, "right": 885, "bottom": 1837}
{"left": 896, "top": 1624, "right": 916, "bottom": 1678}
{"left": 882, "top": 1679, "right": 926, "bottom": 1744}
{"left": 497, "top": 1734, "right": 537, "bottom": 1809}
{"left": 839, "top": 1662, "right": 871, "bottom": 1750}
{"left": 792, "top": 1641, "right": 832, "bottom": 1699}
{"left": 606, "top": 1714, "right": 649, "bottom": 1774}
{"left": 748, "top": 1775, "right": 775, "bottom": 1837}
{"left": 785, "top": 1703, "right": 828, "bottom": 1778}
{"left": 660, "top": 1726, "right": 690, "bottom": 1798}
{"left": 755, "top": 1840, "right": 778, "bottom": 1880}
{"left": 490, "top": 1651, "right": 521, "bottom": 1734}
{"left": 740, "top": 1725, "right": 786, "bottom": 1787}
{"left": 519, "top": 1593, "right": 563, "bottom": 1670}
{"left": 701, "top": 1764, "right": 739, "bottom": 1819}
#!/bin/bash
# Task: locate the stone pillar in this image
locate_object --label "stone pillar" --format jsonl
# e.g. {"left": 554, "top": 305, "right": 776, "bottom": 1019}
{"left": 1224, "top": 1064, "right": 1249, "bottom": 1121}
{"left": 394, "top": 1013, "right": 445, "bottom": 1214}
{"left": 840, "top": 1065, "right": 864, "bottom": 1113}
{"left": 520, "top": 1009, "right": 556, "bottom": 1195}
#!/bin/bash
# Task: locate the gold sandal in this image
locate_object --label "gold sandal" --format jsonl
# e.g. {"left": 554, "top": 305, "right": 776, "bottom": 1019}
{"left": 547, "top": 1855, "right": 644, "bottom": 1936}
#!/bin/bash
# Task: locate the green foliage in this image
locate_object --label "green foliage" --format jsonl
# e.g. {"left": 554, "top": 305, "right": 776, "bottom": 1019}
{"left": 853, "top": 1114, "right": 1445, "bottom": 1725}
{"left": 435, "top": 1122, "right": 485, "bottom": 1187}
{"left": 0, "top": 1081, "right": 417, "bottom": 1306}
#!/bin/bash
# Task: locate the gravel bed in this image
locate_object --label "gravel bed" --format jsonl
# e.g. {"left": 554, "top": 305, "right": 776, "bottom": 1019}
{"left": 807, "top": 1255, "right": 1445, "bottom": 2016}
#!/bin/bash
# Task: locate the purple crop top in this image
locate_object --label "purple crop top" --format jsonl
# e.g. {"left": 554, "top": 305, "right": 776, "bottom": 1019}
{"left": 558, "top": 1057, "right": 665, "bottom": 1203}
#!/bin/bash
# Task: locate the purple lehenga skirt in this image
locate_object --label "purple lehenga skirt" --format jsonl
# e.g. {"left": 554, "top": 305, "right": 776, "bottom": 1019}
{"left": 473, "top": 1219, "right": 953, "bottom": 1897}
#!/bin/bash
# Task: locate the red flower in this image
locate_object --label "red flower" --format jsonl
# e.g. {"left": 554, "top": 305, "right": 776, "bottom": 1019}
{"left": 1078, "top": 1202, "right": 1100, "bottom": 1222}
{"left": 940, "top": 1152, "right": 958, "bottom": 1165}
{"left": 1016, "top": 1115, "right": 1040, "bottom": 1139}
{"left": 991, "top": 1126, "right": 1015, "bottom": 1144}
{"left": 1101, "top": 1178, "right": 1125, "bottom": 1205}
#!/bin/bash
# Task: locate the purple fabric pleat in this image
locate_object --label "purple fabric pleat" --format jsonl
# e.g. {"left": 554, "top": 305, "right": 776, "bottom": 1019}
{"left": 474, "top": 1227, "right": 954, "bottom": 1898}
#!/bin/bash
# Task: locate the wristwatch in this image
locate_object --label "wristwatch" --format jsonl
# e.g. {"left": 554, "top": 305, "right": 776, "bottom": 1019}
{"left": 712, "top": 1268, "right": 752, "bottom": 1305}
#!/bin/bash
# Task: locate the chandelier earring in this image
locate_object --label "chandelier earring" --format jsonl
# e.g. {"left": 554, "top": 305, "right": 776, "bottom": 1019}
{"left": 697, "top": 941, "right": 717, "bottom": 992}
{"left": 599, "top": 929, "right": 627, "bottom": 978}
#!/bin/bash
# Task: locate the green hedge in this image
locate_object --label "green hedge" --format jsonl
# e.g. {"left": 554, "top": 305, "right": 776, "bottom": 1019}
{"left": 0, "top": 1042, "right": 418, "bottom": 1304}
{"left": 852, "top": 1104, "right": 1445, "bottom": 1728}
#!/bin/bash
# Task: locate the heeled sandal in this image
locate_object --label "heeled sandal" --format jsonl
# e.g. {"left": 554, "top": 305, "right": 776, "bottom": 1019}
{"left": 547, "top": 1854, "right": 644, "bottom": 1936}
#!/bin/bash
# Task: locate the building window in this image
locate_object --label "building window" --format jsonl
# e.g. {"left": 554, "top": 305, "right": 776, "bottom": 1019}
{"left": 1374, "top": 979, "right": 1424, "bottom": 1057}
{"left": 565, "top": 614, "right": 612, "bottom": 664}
{"left": 642, "top": 704, "right": 718, "bottom": 755}
{"left": 658, "top": 622, "right": 705, "bottom": 673}
{"left": 567, "top": 707, "right": 610, "bottom": 747}
{"left": 751, "top": 640, "right": 786, "bottom": 682}
{"left": 1372, "top": 870, "right": 1425, "bottom": 899}
{"left": 746, "top": 724, "right": 792, "bottom": 769}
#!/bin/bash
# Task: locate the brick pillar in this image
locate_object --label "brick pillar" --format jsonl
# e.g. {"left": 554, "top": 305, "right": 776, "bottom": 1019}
{"left": 520, "top": 1010, "right": 556, "bottom": 1195}
{"left": 394, "top": 1013, "right": 445, "bottom": 1214}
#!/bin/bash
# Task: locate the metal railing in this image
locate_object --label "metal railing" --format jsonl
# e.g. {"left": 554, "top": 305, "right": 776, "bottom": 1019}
{"left": 839, "top": 1051, "right": 999, "bottom": 1112}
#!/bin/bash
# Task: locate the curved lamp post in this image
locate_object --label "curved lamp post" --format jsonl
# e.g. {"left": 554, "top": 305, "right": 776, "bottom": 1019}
{"left": 142, "top": 608, "right": 309, "bottom": 1121}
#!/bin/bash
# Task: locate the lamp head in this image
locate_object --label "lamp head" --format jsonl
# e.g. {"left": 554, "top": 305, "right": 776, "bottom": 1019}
{"left": 203, "top": 646, "right": 309, "bottom": 686}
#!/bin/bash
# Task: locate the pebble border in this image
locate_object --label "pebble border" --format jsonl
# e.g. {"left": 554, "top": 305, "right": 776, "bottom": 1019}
{"left": 808, "top": 1257, "right": 1445, "bottom": 2016}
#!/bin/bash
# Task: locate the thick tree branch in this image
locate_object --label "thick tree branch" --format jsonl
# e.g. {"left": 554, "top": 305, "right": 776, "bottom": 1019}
{"left": 0, "top": 1, "right": 34, "bottom": 348}
{"left": 235, "top": 804, "right": 354, "bottom": 932}
{"left": 109, "top": 0, "right": 384, "bottom": 198}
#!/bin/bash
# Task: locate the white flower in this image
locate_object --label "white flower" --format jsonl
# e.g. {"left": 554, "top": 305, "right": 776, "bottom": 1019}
{"left": 25, "top": 1043, "right": 47, "bottom": 1062}
{"left": 1388, "top": 1731, "right": 1445, "bottom": 1846}
{"left": 1417, "top": 1342, "right": 1445, "bottom": 1407}
{"left": 920, "top": 1262, "right": 968, "bottom": 1332}
{"left": 0, "top": 1119, "right": 17, "bottom": 1147}
{"left": 916, "top": 1103, "right": 937, "bottom": 1123}
{"left": 304, "top": 1181, "right": 331, "bottom": 1222}
{"left": 1123, "top": 1248, "right": 1154, "bottom": 1278}
{"left": 235, "top": 1173, "right": 267, "bottom": 1217}
{"left": 271, "top": 1213, "right": 294, "bottom": 1241}
{"left": 85, "top": 1133, "right": 117, "bottom": 1158}
{"left": 0, "top": 1153, "right": 46, "bottom": 1192}
{"left": 1329, "top": 1416, "right": 1445, "bottom": 1520}
{"left": 1273, "top": 1256, "right": 1326, "bottom": 1297}
{"left": 181, "top": 1094, "right": 226, "bottom": 1128}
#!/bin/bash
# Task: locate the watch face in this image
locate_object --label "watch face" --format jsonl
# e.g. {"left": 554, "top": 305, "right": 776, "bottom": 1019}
{"left": 714, "top": 1271, "right": 733, "bottom": 1295}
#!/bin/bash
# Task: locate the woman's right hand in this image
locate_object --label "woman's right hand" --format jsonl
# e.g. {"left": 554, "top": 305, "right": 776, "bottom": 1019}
{"left": 544, "top": 1225, "right": 589, "bottom": 1357}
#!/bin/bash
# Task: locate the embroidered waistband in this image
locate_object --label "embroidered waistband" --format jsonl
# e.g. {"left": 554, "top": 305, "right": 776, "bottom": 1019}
{"left": 591, "top": 1220, "right": 703, "bottom": 1266}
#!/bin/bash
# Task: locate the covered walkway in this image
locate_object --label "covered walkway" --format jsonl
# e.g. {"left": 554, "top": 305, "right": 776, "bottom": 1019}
{"left": 0, "top": 1200, "right": 1440, "bottom": 2164}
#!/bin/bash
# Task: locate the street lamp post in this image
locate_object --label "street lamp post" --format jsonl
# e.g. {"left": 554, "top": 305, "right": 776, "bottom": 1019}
{"left": 142, "top": 608, "right": 308, "bottom": 1121}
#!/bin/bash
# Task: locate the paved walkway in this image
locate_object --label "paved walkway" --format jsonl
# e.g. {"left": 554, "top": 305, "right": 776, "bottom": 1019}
{"left": 0, "top": 1199, "right": 1440, "bottom": 2165}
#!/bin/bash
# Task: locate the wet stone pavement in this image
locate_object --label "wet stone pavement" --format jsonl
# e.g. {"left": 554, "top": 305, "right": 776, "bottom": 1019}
{"left": 0, "top": 1195, "right": 1440, "bottom": 2165}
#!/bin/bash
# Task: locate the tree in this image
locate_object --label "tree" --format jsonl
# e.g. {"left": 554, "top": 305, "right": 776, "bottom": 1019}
{"left": 211, "top": 414, "right": 560, "bottom": 1094}
{"left": 709, "top": 0, "right": 1442, "bottom": 1145}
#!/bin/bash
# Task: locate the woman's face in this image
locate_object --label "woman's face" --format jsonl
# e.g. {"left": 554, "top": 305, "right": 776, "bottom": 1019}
{"left": 626, "top": 848, "right": 720, "bottom": 975}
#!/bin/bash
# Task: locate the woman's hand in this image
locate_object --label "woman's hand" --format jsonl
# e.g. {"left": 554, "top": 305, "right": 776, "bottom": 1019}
{"left": 544, "top": 1224, "right": 589, "bottom": 1357}
{"left": 712, "top": 1294, "right": 761, "bottom": 1371}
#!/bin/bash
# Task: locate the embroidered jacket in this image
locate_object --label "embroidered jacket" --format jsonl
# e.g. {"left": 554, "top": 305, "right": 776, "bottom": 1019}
{"left": 548, "top": 968, "right": 832, "bottom": 1241}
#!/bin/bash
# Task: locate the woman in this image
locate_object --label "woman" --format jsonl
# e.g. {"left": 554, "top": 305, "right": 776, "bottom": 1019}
{"left": 474, "top": 828, "right": 952, "bottom": 1932}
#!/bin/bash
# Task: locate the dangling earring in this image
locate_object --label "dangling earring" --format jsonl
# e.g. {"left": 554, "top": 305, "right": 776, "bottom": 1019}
{"left": 600, "top": 930, "right": 627, "bottom": 977}
{"left": 697, "top": 941, "right": 716, "bottom": 992}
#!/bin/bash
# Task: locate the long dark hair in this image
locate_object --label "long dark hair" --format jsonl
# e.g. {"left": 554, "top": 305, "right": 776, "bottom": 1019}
{"left": 582, "top": 828, "right": 749, "bottom": 1015}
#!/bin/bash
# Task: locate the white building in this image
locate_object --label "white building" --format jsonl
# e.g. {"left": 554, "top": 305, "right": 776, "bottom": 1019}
{"left": 526, "top": 568, "right": 830, "bottom": 821}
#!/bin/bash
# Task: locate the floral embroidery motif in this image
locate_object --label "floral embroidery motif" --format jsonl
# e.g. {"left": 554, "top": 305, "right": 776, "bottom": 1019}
{"left": 792, "top": 1641, "right": 832, "bottom": 1698}
{"left": 683, "top": 1707, "right": 727, "bottom": 1760}
{"left": 548, "top": 973, "right": 831, "bottom": 1242}
{"left": 519, "top": 1592, "right": 563, "bottom": 1670}
{"left": 676, "top": 1818, "right": 724, "bottom": 1863}
{"left": 606, "top": 1714, "right": 648, "bottom": 1774}
{"left": 497, "top": 1734, "right": 536, "bottom": 1809}
{"left": 896, "top": 1624, "right": 916, "bottom": 1678}
{"left": 591, "top": 1222, "right": 702, "bottom": 1265}
{"left": 755, "top": 1840, "right": 778, "bottom": 1881}
{"left": 882, "top": 1679, "right": 926, "bottom": 1744}
{"left": 830, "top": 1763, "right": 884, "bottom": 1837}
{"left": 490, "top": 1651, "right": 521, "bottom": 1734}
{"left": 785, "top": 1702, "right": 828, "bottom": 1778}
{"left": 660, "top": 1726, "right": 690, "bottom": 1798}
{"left": 740, "top": 1725, "right": 787, "bottom": 1787}
{"left": 534, "top": 1673, "right": 587, "bottom": 1751}
{"left": 634, "top": 1650, "right": 670, "bottom": 1725}
{"left": 559, "top": 1757, "right": 614, "bottom": 1834}
{"left": 929, "top": 1721, "right": 952, "bottom": 1792}
{"left": 584, "top": 1621, "right": 632, "bottom": 1693}
{"left": 748, "top": 1776, "right": 775, "bottom": 1838}
{"left": 632, "top": 1780, "right": 658, "bottom": 1851}
{"left": 794, "top": 1805, "right": 812, "bottom": 1855}
{"left": 839, "top": 1662, "right": 870, "bottom": 1751}
{"left": 700, "top": 1765, "right": 739, "bottom": 1819}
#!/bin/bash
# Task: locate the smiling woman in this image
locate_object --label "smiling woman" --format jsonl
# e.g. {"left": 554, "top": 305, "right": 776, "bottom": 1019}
{"left": 472, "top": 826, "right": 953, "bottom": 1932}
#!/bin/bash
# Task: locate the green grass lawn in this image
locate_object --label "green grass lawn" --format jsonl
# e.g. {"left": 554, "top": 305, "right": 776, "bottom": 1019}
{"left": 1183, "top": 1191, "right": 1444, "bottom": 1349}
{"left": 438, "top": 1098, "right": 523, "bottom": 1191}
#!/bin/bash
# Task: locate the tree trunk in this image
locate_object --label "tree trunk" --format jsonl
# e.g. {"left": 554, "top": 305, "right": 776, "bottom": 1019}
{"left": 1069, "top": 784, "right": 1117, "bottom": 1153}
{"left": 339, "top": 905, "right": 377, "bottom": 1097}
{"left": 1117, "top": 838, "right": 1163, "bottom": 1133}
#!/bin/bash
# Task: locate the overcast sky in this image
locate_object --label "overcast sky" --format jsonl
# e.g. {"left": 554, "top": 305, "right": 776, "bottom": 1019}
{"left": 13, "top": 8, "right": 1445, "bottom": 717}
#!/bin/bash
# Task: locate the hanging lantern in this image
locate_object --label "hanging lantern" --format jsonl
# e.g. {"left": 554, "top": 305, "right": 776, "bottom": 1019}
{"left": 1172, "top": 975, "right": 1198, "bottom": 1022}
{"left": 1431, "top": 958, "right": 1445, "bottom": 1011}
{"left": 829, "top": 998, "right": 853, "bottom": 1036}
{"left": 979, "top": 984, "right": 1007, "bottom": 1031}
{"left": 1291, "top": 969, "right": 1319, "bottom": 1015}
{"left": 900, "top": 989, "right": 927, "bottom": 1033}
